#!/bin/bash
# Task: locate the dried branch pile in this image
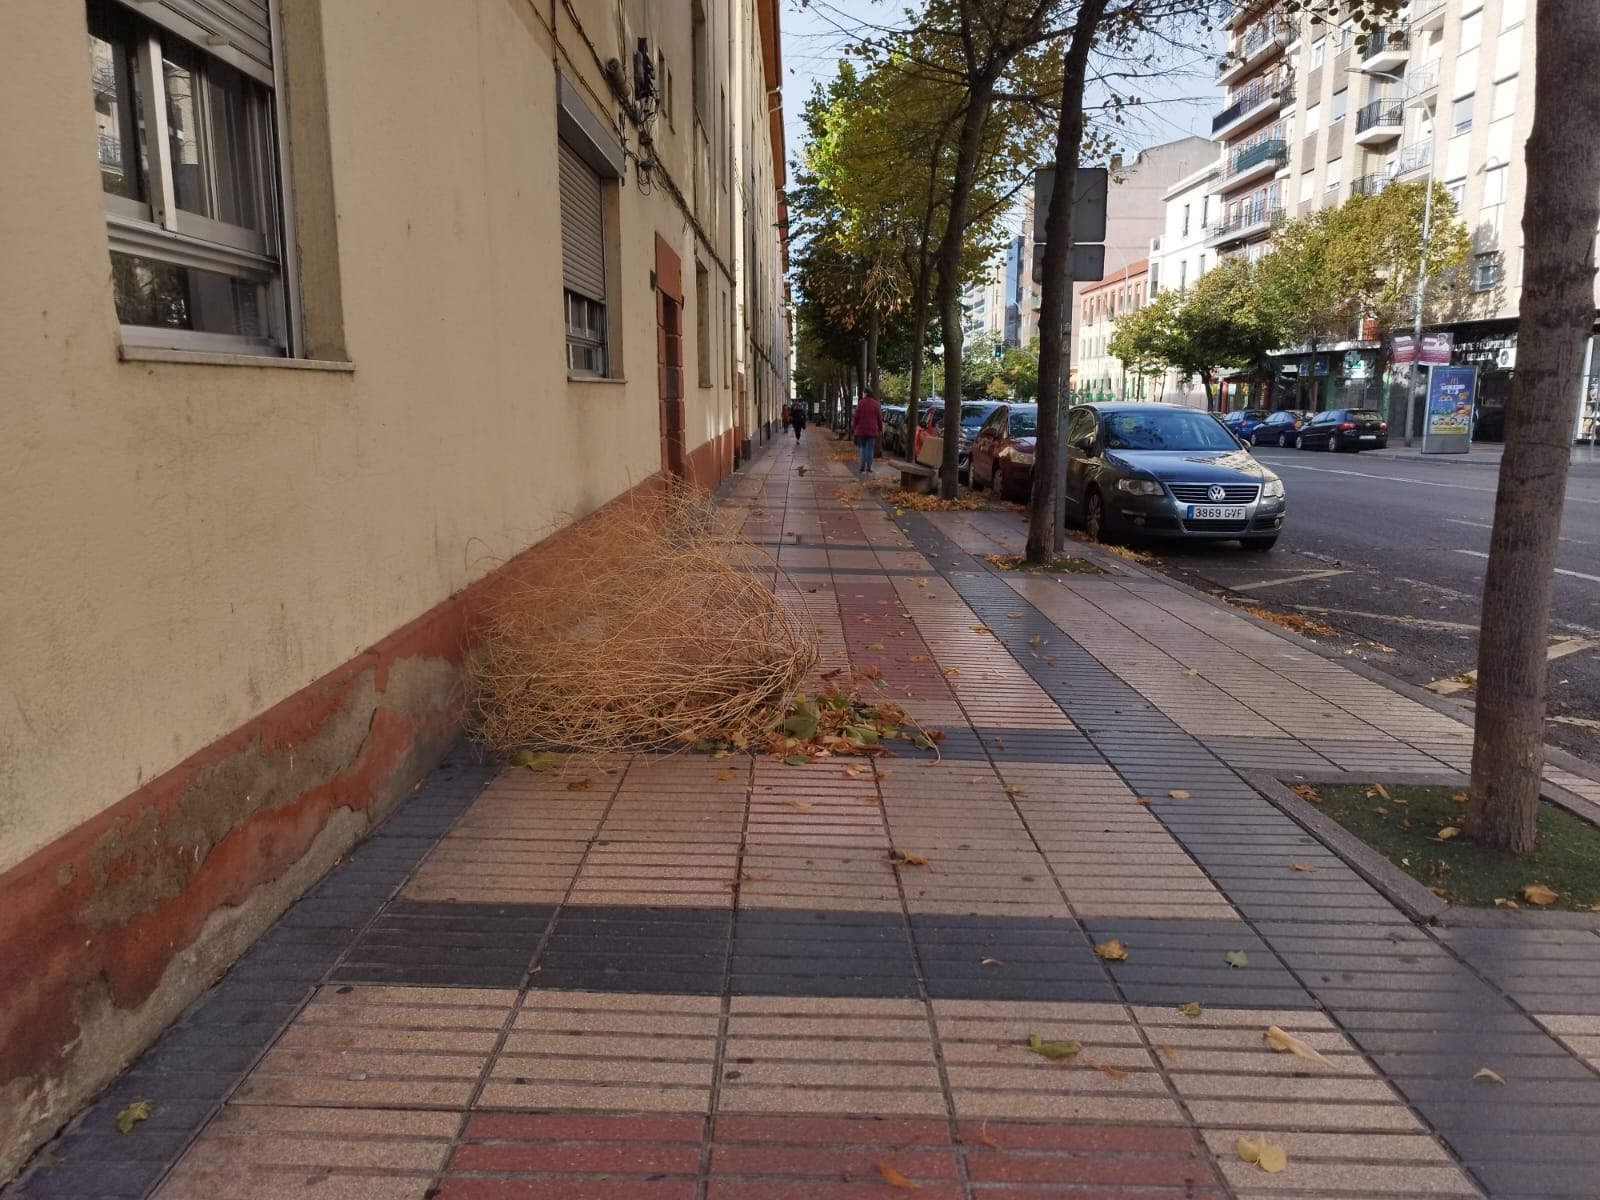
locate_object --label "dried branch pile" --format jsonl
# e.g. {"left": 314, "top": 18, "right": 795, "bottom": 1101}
{"left": 470, "top": 487, "right": 819, "bottom": 755}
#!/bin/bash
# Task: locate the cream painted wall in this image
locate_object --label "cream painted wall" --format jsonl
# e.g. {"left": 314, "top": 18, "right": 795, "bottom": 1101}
{"left": 0, "top": 0, "right": 786, "bottom": 873}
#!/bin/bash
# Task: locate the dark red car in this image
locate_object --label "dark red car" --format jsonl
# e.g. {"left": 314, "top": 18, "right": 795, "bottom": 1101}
{"left": 970, "top": 403, "right": 1039, "bottom": 501}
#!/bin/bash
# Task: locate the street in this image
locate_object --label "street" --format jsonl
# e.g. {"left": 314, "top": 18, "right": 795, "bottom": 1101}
{"left": 1139, "top": 445, "right": 1600, "bottom": 759}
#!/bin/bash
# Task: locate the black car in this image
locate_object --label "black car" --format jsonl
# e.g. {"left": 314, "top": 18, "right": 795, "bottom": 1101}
{"left": 1065, "top": 403, "right": 1286, "bottom": 549}
{"left": 1251, "top": 409, "right": 1314, "bottom": 447}
{"left": 880, "top": 405, "right": 908, "bottom": 454}
{"left": 1295, "top": 408, "right": 1388, "bottom": 451}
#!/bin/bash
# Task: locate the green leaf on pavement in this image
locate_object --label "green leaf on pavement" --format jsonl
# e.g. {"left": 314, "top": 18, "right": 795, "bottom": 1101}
{"left": 1224, "top": 951, "right": 1249, "bottom": 969}
{"left": 510, "top": 749, "right": 558, "bottom": 772}
{"left": 784, "top": 700, "right": 820, "bottom": 742}
{"left": 1178, "top": 1001, "right": 1203, "bottom": 1018}
{"left": 784, "top": 754, "right": 811, "bottom": 766}
{"left": 115, "top": 1100, "right": 151, "bottom": 1135}
{"left": 1025, "top": 1033, "right": 1081, "bottom": 1061}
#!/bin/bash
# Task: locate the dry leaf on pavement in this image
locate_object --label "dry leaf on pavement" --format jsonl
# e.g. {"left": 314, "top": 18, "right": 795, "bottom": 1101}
{"left": 887, "top": 850, "right": 930, "bottom": 869}
{"left": 1182, "top": 668, "right": 1198, "bottom": 676}
{"left": 972, "top": 625, "right": 994, "bottom": 634}
{"left": 1178, "top": 1001, "right": 1203, "bottom": 1018}
{"left": 1224, "top": 951, "right": 1249, "bottom": 969}
{"left": 115, "top": 1099, "right": 151, "bottom": 1135}
{"left": 1436, "top": 826, "right": 1460, "bottom": 841}
{"left": 786, "top": 800, "right": 812, "bottom": 810}
{"left": 566, "top": 779, "right": 593, "bottom": 792}
{"left": 980, "top": 957, "right": 1005, "bottom": 967}
{"left": 1523, "top": 883, "right": 1558, "bottom": 906}
{"left": 715, "top": 769, "right": 738, "bottom": 781}
{"left": 1093, "top": 939, "right": 1129, "bottom": 961}
{"left": 1367, "top": 783, "right": 1391, "bottom": 800}
{"left": 1168, "top": 790, "right": 1190, "bottom": 799}
{"left": 1025, "top": 1033, "right": 1081, "bottom": 1061}
{"left": 1289, "top": 783, "right": 1322, "bottom": 804}
{"left": 1474, "top": 1067, "right": 1507, "bottom": 1085}
{"left": 1136, "top": 796, "right": 1153, "bottom": 806}
{"left": 875, "top": 1162, "right": 920, "bottom": 1189}
{"left": 1289, "top": 862, "right": 1317, "bottom": 872}
{"left": 1265, "top": 1025, "right": 1337, "bottom": 1070}
{"left": 977, "top": 1122, "right": 1002, "bottom": 1150}
{"left": 1086, "top": 1062, "right": 1129, "bottom": 1080}
{"left": 1236, "top": 1136, "right": 1287, "bottom": 1173}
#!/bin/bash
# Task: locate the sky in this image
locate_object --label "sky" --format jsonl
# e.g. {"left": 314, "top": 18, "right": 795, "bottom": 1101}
{"left": 777, "top": 0, "right": 1223, "bottom": 219}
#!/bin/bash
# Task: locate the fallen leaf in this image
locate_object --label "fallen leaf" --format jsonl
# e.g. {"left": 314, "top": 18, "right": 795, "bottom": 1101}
{"left": 1290, "top": 862, "right": 1317, "bottom": 872}
{"left": 972, "top": 625, "right": 994, "bottom": 633}
{"left": 1087, "top": 1062, "right": 1128, "bottom": 1080}
{"left": 1224, "top": 951, "right": 1249, "bottom": 969}
{"left": 1236, "top": 1135, "right": 1287, "bottom": 1173}
{"left": 888, "top": 850, "right": 931, "bottom": 869}
{"left": 1523, "top": 883, "right": 1558, "bottom": 906}
{"left": 1001, "top": 785, "right": 1025, "bottom": 796}
{"left": 867, "top": 642, "right": 886, "bottom": 650}
{"left": 1168, "top": 790, "right": 1190, "bottom": 799}
{"left": 942, "top": 667, "right": 961, "bottom": 677}
{"left": 1007, "top": 612, "right": 1023, "bottom": 619}
{"left": 510, "top": 749, "right": 558, "bottom": 772}
{"left": 1266, "top": 1025, "right": 1337, "bottom": 1070}
{"left": 1028, "top": 634, "right": 1042, "bottom": 645}
{"left": 1494, "top": 898, "right": 1519, "bottom": 909}
{"left": 1177, "top": 1001, "right": 1203, "bottom": 1018}
{"left": 1289, "top": 783, "right": 1322, "bottom": 804}
{"left": 1159, "top": 1043, "right": 1179, "bottom": 1059}
{"left": 980, "top": 957, "right": 1005, "bottom": 967}
{"left": 1093, "top": 939, "right": 1129, "bottom": 962}
{"left": 875, "top": 1162, "right": 920, "bottom": 1189}
{"left": 977, "top": 1122, "right": 1002, "bottom": 1150}
{"left": 784, "top": 754, "right": 810, "bottom": 766}
{"left": 1182, "top": 667, "right": 1198, "bottom": 676}
{"left": 714, "top": 769, "right": 738, "bottom": 783}
{"left": 1436, "top": 826, "right": 1460, "bottom": 841}
{"left": 786, "top": 800, "right": 812, "bottom": 811}
{"left": 1451, "top": 791, "right": 1469, "bottom": 804}
{"left": 115, "top": 1100, "right": 151, "bottom": 1135}
{"left": 1025, "top": 1032, "right": 1082, "bottom": 1061}
{"left": 1474, "top": 1066, "right": 1507, "bottom": 1085}
{"left": 1373, "top": 806, "right": 1389, "bottom": 815}
{"left": 1136, "top": 796, "right": 1153, "bottom": 806}
{"left": 1367, "top": 783, "right": 1392, "bottom": 800}
{"left": 862, "top": 795, "right": 880, "bottom": 804}
{"left": 565, "top": 778, "right": 592, "bottom": 792}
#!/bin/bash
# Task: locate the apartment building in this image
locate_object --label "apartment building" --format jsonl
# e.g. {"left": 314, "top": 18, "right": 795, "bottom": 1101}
{"left": 0, "top": 0, "right": 788, "bottom": 1177}
{"left": 1075, "top": 260, "right": 1155, "bottom": 402}
{"left": 961, "top": 255, "right": 1009, "bottom": 343}
{"left": 1216, "top": 0, "right": 1599, "bottom": 435}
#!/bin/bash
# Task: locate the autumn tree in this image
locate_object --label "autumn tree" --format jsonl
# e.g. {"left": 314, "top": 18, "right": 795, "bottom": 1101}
{"left": 1467, "top": 2, "right": 1600, "bottom": 853}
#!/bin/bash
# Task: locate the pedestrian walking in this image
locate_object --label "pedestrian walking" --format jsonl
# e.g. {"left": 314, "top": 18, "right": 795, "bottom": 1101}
{"left": 853, "top": 391, "right": 884, "bottom": 473}
{"left": 780, "top": 402, "right": 791, "bottom": 435}
{"left": 791, "top": 403, "right": 807, "bottom": 441}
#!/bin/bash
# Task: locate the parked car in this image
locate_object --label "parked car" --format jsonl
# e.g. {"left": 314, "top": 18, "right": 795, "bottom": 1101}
{"left": 1220, "top": 408, "right": 1271, "bottom": 442}
{"left": 1064, "top": 402, "right": 1286, "bottom": 550}
{"left": 912, "top": 402, "right": 945, "bottom": 460}
{"left": 880, "top": 404, "right": 907, "bottom": 455}
{"left": 913, "top": 401, "right": 1004, "bottom": 476}
{"left": 970, "top": 403, "right": 1039, "bottom": 501}
{"left": 1294, "top": 407, "right": 1388, "bottom": 451}
{"left": 1250, "top": 409, "right": 1314, "bottom": 447}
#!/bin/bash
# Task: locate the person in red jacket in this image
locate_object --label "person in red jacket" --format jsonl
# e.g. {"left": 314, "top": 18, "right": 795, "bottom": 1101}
{"left": 852, "top": 391, "right": 884, "bottom": 473}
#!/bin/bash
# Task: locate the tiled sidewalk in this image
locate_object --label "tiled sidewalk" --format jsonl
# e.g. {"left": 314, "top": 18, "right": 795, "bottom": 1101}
{"left": 10, "top": 433, "right": 1600, "bottom": 1200}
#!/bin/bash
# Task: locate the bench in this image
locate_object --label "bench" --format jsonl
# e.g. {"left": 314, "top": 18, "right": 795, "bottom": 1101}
{"left": 886, "top": 459, "right": 937, "bottom": 493}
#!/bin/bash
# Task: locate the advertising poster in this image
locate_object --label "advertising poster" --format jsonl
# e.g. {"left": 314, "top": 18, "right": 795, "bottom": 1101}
{"left": 1420, "top": 332, "right": 1454, "bottom": 365}
{"left": 1427, "top": 366, "right": 1476, "bottom": 436}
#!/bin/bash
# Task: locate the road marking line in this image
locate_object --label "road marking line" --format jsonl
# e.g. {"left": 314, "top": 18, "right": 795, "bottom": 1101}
{"left": 1424, "top": 636, "right": 1596, "bottom": 695}
{"left": 1283, "top": 604, "right": 1478, "bottom": 632}
{"left": 1452, "top": 549, "right": 1600, "bottom": 584}
{"left": 1277, "top": 462, "right": 1600, "bottom": 505}
{"left": 1233, "top": 569, "right": 1351, "bottom": 592}
{"left": 1446, "top": 518, "right": 1491, "bottom": 529}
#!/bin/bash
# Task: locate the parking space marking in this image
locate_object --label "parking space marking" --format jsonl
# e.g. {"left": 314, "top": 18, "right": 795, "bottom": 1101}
{"left": 1452, "top": 548, "right": 1600, "bottom": 584}
{"left": 1424, "top": 636, "right": 1597, "bottom": 695}
{"left": 1232, "top": 569, "right": 1350, "bottom": 592}
{"left": 1285, "top": 604, "right": 1479, "bottom": 632}
{"left": 1278, "top": 462, "right": 1600, "bottom": 505}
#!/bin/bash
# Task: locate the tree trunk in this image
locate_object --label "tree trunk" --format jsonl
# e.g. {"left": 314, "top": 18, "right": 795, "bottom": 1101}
{"left": 1201, "top": 369, "right": 1215, "bottom": 411}
{"left": 1025, "top": 0, "right": 1110, "bottom": 560}
{"left": 868, "top": 308, "right": 882, "bottom": 396}
{"left": 1467, "top": 0, "right": 1600, "bottom": 854}
{"left": 905, "top": 280, "right": 932, "bottom": 458}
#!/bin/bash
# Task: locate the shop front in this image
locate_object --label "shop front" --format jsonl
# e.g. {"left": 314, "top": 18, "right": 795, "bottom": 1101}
{"left": 1267, "top": 344, "right": 1386, "bottom": 414}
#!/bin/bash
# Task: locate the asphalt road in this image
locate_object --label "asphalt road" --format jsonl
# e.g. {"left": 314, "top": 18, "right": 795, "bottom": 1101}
{"left": 1136, "top": 443, "right": 1600, "bottom": 760}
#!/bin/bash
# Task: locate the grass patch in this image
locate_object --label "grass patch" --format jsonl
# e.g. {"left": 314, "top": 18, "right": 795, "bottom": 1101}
{"left": 1308, "top": 782, "right": 1600, "bottom": 911}
{"left": 982, "top": 553, "right": 1103, "bottom": 575}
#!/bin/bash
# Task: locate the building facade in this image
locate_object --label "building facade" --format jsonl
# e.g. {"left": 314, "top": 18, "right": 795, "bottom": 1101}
{"left": 1075, "top": 260, "right": 1155, "bottom": 402}
{"left": 961, "top": 256, "right": 1008, "bottom": 342}
{"left": 0, "top": 0, "right": 788, "bottom": 1177}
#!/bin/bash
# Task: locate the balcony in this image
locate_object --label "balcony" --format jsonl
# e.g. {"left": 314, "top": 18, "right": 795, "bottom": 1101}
{"left": 1406, "top": 63, "right": 1439, "bottom": 105}
{"left": 1225, "top": 138, "right": 1288, "bottom": 187}
{"left": 1394, "top": 140, "right": 1433, "bottom": 177}
{"left": 1354, "top": 99, "right": 1405, "bottom": 144}
{"left": 1276, "top": 77, "right": 1296, "bottom": 108}
{"left": 1204, "top": 204, "right": 1283, "bottom": 248}
{"left": 1412, "top": 0, "right": 1447, "bottom": 32}
{"left": 1360, "top": 24, "right": 1411, "bottom": 73}
{"left": 1217, "top": 19, "right": 1290, "bottom": 86}
{"left": 1351, "top": 173, "right": 1391, "bottom": 197}
{"left": 1225, "top": 0, "right": 1275, "bottom": 31}
{"left": 1212, "top": 78, "right": 1284, "bottom": 138}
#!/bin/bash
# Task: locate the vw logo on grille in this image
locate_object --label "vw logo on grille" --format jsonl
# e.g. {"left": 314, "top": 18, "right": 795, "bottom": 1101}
{"left": 1207, "top": 484, "right": 1227, "bottom": 502}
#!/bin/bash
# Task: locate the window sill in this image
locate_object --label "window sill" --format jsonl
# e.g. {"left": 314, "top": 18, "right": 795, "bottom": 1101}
{"left": 118, "top": 345, "right": 355, "bottom": 372}
{"left": 567, "top": 374, "right": 628, "bottom": 385}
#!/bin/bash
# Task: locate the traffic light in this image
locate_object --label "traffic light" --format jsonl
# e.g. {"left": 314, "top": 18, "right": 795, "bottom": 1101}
{"left": 993, "top": 343, "right": 1003, "bottom": 360}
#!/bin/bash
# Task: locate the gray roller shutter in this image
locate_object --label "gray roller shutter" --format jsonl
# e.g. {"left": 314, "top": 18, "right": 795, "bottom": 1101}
{"left": 559, "top": 140, "right": 607, "bottom": 302}
{"left": 147, "top": 0, "right": 274, "bottom": 86}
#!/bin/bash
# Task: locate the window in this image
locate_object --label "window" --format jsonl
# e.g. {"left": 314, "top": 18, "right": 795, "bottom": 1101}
{"left": 1453, "top": 93, "right": 1475, "bottom": 134}
{"left": 1472, "top": 254, "right": 1498, "bottom": 291}
{"left": 88, "top": 0, "right": 288, "bottom": 354}
{"left": 695, "top": 262, "right": 712, "bottom": 387}
{"left": 1337, "top": 20, "right": 1353, "bottom": 50}
{"left": 1492, "top": 76, "right": 1518, "bottom": 121}
{"left": 559, "top": 139, "right": 609, "bottom": 376}
{"left": 1446, "top": 176, "right": 1467, "bottom": 207}
{"left": 1179, "top": 261, "right": 1188, "bottom": 290}
{"left": 1181, "top": 203, "right": 1190, "bottom": 236}
{"left": 657, "top": 50, "right": 670, "bottom": 124}
{"left": 1299, "top": 169, "right": 1315, "bottom": 202}
{"left": 691, "top": 0, "right": 709, "bottom": 129}
{"left": 1482, "top": 162, "right": 1508, "bottom": 205}
{"left": 1312, "top": 36, "right": 1325, "bottom": 67}
{"left": 1197, "top": 253, "right": 1207, "bottom": 276}
{"left": 1305, "top": 103, "right": 1321, "bottom": 133}
{"left": 1501, "top": 0, "right": 1526, "bottom": 29}
{"left": 1460, "top": 10, "right": 1482, "bottom": 50}
{"left": 1201, "top": 196, "right": 1210, "bottom": 226}
{"left": 1331, "top": 88, "right": 1347, "bottom": 124}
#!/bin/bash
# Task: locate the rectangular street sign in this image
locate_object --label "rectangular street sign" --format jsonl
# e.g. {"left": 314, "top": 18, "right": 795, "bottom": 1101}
{"left": 1031, "top": 242, "right": 1107, "bottom": 284}
{"left": 1032, "top": 166, "right": 1109, "bottom": 245}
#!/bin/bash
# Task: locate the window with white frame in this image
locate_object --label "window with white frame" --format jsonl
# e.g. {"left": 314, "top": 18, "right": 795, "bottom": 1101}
{"left": 87, "top": 0, "right": 289, "bottom": 355}
{"left": 1500, "top": 0, "right": 1526, "bottom": 29}
{"left": 1472, "top": 253, "right": 1498, "bottom": 291}
{"left": 1491, "top": 76, "right": 1517, "bottom": 121}
{"left": 1452, "top": 92, "right": 1475, "bottom": 134}
{"left": 1305, "top": 102, "right": 1321, "bottom": 133}
{"left": 1482, "top": 162, "right": 1508, "bottom": 205}
{"left": 1446, "top": 177, "right": 1467, "bottom": 208}
{"left": 1460, "top": 10, "right": 1483, "bottom": 50}
{"left": 559, "top": 138, "right": 609, "bottom": 376}
{"left": 1311, "top": 37, "right": 1326, "bottom": 67}
{"left": 1331, "top": 88, "right": 1348, "bottom": 124}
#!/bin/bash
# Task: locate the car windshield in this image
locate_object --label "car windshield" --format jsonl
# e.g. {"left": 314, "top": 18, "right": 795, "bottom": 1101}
{"left": 1243, "top": 410, "right": 1269, "bottom": 420}
{"left": 1007, "top": 407, "right": 1039, "bottom": 437}
{"left": 961, "top": 404, "right": 995, "bottom": 428}
{"left": 1349, "top": 409, "right": 1382, "bottom": 421}
{"left": 1102, "top": 409, "right": 1241, "bottom": 452}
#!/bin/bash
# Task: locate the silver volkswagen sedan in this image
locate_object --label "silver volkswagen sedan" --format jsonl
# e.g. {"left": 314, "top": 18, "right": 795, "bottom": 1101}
{"left": 1063, "top": 402, "right": 1286, "bottom": 550}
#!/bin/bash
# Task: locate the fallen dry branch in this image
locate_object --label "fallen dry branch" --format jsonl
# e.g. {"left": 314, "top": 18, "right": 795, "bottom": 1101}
{"left": 470, "top": 486, "right": 819, "bottom": 756}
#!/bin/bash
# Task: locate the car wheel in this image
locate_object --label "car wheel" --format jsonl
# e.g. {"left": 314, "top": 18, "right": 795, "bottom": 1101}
{"left": 1294, "top": 433, "right": 1305, "bottom": 449}
{"left": 1085, "top": 489, "right": 1109, "bottom": 543}
{"left": 1242, "top": 535, "right": 1279, "bottom": 551}
{"left": 1279, "top": 431, "right": 1291, "bottom": 447}
{"left": 990, "top": 463, "right": 1006, "bottom": 499}
{"left": 1324, "top": 434, "right": 1336, "bottom": 452}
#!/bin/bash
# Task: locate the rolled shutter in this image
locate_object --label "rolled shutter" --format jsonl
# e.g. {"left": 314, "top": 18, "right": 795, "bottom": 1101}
{"left": 149, "top": 0, "right": 274, "bottom": 85}
{"left": 559, "top": 140, "right": 607, "bottom": 302}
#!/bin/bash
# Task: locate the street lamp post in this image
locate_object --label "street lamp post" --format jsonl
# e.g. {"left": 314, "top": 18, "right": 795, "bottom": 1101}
{"left": 1363, "top": 67, "right": 1433, "bottom": 446}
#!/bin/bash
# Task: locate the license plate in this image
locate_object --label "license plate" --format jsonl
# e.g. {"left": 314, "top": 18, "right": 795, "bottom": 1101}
{"left": 1187, "top": 505, "right": 1246, "bottom": 520}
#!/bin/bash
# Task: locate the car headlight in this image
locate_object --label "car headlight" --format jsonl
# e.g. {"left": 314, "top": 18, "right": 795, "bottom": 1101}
{"left": 1263, "top": 478, "right": 1285, "bottom": 499}
{"left": 1116, "top": 478, "right": 1164, "bottom": 496}
{"left": 1000, "top": 448, "right": 1035, "bottom": 467}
